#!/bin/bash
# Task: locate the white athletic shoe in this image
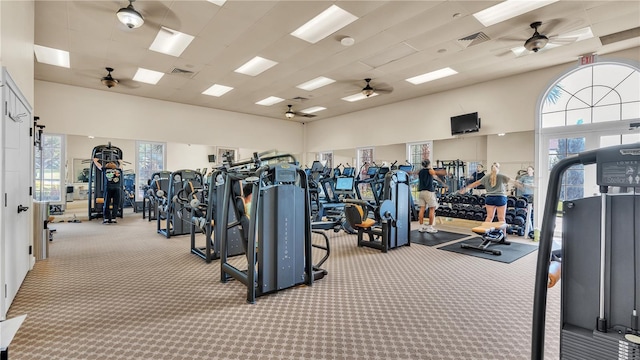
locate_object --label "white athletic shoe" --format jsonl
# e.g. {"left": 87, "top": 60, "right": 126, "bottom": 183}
{"left": 418, "top": 226, "right": 429, "bottom": 233}
{"left": 426, "top": 225, "right": 438, "bottom": 233}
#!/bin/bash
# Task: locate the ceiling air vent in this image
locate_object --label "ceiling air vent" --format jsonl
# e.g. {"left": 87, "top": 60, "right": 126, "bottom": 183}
{"left": 170, "top": 67, "right": 196, "bottom": 78}
{"left": 457, "top": 32, "right": 490, "bottom": 49}
{"left": 292, "top": 96, "right": 309, "bottom": 102}
{"left": 599, "top": 27, "right": 640, "bottom": 45}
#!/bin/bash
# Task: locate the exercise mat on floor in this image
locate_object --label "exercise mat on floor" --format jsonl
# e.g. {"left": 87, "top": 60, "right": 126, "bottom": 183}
{"left": 409, "top": 230, "right": 469, "bottom": 246}
{"left": 439, "top": 237, "right": 538, "bottom": 263}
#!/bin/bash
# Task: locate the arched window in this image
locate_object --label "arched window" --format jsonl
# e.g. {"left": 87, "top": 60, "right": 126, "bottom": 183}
{"left": 541, "top": 62, "right": 640, "bottom": 128}
{"left": 535, "top": 60, "right": 640, "bottom": 228}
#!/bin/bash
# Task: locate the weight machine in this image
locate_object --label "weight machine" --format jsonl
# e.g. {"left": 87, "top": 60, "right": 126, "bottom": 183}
{"left": 219, "top": 155, "right": 327, "bottom": 303}
{"left": 436, "top": 159, "right": 466, "bottom": 193}
{"left": 157, "top": 169, "right": 204, "bottom": 238}
{"left": 531, "top": 143, "right": 640, "bottom": 359}
{"left": 142, "top": 171, "right": 171, "bottom": 221}
{"left": 88, "top": 144, "right": 124, "bottom": 220}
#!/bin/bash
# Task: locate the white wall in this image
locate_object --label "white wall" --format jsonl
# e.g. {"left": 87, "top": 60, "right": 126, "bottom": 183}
{"left": 487, "top": 131, "right": 535, "bottom": 178}
{"left": 374, "top": 144, "right": 406, "bottom": 165}
{"left": 433, "top": 135, "right": 488, "bottom": 165}
{"left": 166, "top": 143, "right": 216, "bottom": 172}
{"left": 35, "top": 81, "right": 304, "bottom": 154}
{"left": 0, "top": 0, "right": 34, "bottom": 105}
{"left": 304, "top": 50, "right": 640, "bottom": 153}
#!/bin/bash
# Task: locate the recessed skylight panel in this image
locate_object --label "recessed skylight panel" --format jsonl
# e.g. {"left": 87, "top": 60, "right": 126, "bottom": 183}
{"left": 202, "top": 84, "right": 233, "bottom": 97}
{"left": 291, "top": 5, "right": 358, "bottom": 44}
{"left": 256, "top": 96, "right": 285, "bottom": 106}
{"left": 406, "top": 67, "right": 458, "bottom": 85}
{"left": 133, "top": 68, "right": 164, "bottom": 85}
{"left": 234, "top": 56, "right": 278, "bottom": 76}
{"left": 149, "top": 27, "right": 195, "bottom": 57}
{"left": 34, "top": 45, "right": 70, "bottom": 68}
{"left": 473, "top": 0, "right": 558, "bottom": 27}
{"left": 297, "top": 76, "right": 336, "bottom": 91}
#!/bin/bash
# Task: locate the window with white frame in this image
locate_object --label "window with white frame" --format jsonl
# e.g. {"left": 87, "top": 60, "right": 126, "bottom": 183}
{"left": 541, "top": 62, "right": 640, "bottom": 128}
{"left": 406, "top": 142, "right": 432, "bottom": 199}
{"left": 34, "top": 134, "right": 65, "bottom": 202}
{"left": 318, "top": 151, "right": 333, "bottom": 169}
{"left": 136, "top": 141, "right": 165, "bottom": 199}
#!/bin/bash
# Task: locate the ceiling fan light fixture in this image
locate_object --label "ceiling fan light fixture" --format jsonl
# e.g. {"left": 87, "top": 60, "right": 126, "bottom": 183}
{"left": 285, "top": 105, "right": 295, "bottom": 119}
{"left": 524, "top": 34, "right": 549, "bottom": 52}
{"left": 101, "top": 78, "right": 119, "bottom": 88}
{"left": 117, "top": 1, "right": 144, "bottom": 29}
{"left": 101, "top": 67, "right": 119, "bottom": 88}
{"left": 361, "top": 78, "right": 375, "bottom": 97}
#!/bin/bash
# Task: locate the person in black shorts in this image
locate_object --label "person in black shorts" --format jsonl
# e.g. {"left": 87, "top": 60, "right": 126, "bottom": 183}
{"left": 460, "top": 162, "right": 524, "bottom": 223}
{"left": 93, "top": 158, "right": 122, "bottom": 224}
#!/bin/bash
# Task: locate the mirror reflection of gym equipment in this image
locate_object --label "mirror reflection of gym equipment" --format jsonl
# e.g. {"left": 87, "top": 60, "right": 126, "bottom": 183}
{"left": 88, "top": 144, "right": 124, "bottom": 221}
{"left": 532, "top": 143, "right": 640, "bottom": 359}
{"left": 157, "top": 169, "right": 204, "bottom": 238}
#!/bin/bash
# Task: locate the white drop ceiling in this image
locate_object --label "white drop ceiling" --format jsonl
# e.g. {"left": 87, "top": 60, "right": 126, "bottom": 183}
{"left": 34, "top": 1, "right": 640, "bottom": 122}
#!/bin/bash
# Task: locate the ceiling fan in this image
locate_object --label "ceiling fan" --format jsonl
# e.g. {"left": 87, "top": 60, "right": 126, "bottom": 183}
{"left": 284, "top": 105, "right": 316, "bottom": 120}
{"left": 101, "top": 67, "right": 119, "bottom": 88}
{"left": 495, "top": 19, "right": 591, "bottom": 57}
{"left": 99, "top": 67, "right": 138, "bottom": 89}
{"left": 361, "top": 78, "right": 393, "bottom": 97}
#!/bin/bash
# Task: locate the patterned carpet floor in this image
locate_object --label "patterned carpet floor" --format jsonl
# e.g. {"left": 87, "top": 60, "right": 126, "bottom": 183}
{"left": 6, "top": 213, "right": 560, "bottom": 359}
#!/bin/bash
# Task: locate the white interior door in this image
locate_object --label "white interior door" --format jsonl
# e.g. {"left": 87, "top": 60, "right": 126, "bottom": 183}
{"left": 1, "top": 69, "right": 32, "bottom": 318}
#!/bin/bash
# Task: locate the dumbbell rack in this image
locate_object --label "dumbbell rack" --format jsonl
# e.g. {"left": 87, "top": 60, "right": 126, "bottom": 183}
{"left": 436, "top": 194, "right": 533, "bottom": 236}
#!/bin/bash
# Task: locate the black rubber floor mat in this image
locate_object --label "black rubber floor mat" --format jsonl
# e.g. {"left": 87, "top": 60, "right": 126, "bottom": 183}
{"left": 410, "top": 230, "right": 469, "bottom": 247}
{"left": 439, "top": 237, "right": 538, "bottom": 263}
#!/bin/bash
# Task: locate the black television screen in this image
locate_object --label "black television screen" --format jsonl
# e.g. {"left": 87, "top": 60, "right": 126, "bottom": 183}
{"left": 450, "top": 112, "right": 480, "bottom": 135}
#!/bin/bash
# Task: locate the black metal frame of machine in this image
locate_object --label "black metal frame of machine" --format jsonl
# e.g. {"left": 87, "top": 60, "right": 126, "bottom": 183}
{"left": 531, "top": 143, "right": 640, "bottom": 359}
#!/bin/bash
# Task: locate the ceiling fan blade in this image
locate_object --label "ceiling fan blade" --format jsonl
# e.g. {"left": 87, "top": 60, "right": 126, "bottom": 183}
{"left": 374, "top": 87, "right": 393, "bottom": 94}
{"left": 538, "top": 18, "right": 563, "bottom": 35}
{"left": 118, "top": 79, "right": 140, "bottom": 89}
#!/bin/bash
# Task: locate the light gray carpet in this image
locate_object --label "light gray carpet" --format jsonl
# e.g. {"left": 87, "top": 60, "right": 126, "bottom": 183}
{"left": 6, "top": 213, "right": 561, "bottom": 359}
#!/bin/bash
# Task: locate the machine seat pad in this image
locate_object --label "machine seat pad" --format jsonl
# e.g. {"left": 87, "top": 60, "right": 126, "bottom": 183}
{"left": 472, "top": 221, "right": 507, "bottom": 235}
{"left": 356, "top": 218, "right": 376, "bottom": 228}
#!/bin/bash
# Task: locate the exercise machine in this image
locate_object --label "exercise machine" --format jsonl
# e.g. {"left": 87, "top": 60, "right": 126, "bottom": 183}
{"left": 190, "top": 167, "right": 245, "bottom": 263}
{"left": 344, "top": 168, "right": 411, "bottom": 252}
{"left": 219, "top": 156, "right": 327, "bottom": 303}
{"left": 142, "top": 171, "right": 171, "bottom": 221}
{"left": 461, "top": 221, "right": 510, "bottom": 256}
{"left": 531, "top": 143, "right": 640, "bottom": 359}
{"left": 88, "top": 144, "right": 124, "bottom": 220}
{"left": 157, "top": 169, "right": 204, "bottom": 238}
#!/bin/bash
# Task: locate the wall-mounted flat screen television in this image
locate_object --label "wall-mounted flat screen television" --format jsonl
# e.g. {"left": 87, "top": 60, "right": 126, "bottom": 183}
{"left": 450, "top": 112, "right": 480, "bottom": 135}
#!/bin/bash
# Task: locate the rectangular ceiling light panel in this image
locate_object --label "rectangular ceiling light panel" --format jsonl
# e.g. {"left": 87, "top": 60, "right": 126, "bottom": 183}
{"left": 291, "top": 5, "right": 358, "bottom": 44}
{"left": 133, "top": 68, "right": 164, "bottom": 85}
{"left": 206, "top": 0, "right": 226, "bottom": 6}
{"left": 149, "top": 27, "right": 195, "bottom": 57}
{"left": 34, "top": 45, "right": 70, "bottom": 68}
{"left": 202, "top": 84, "right": 233, "bottom": 97}
{"left": 234, "top": 56, "right": 278, "bottom": 76}
{"left": 341, "top": 92, "right": 379, "bottom": 102}
{"left": 473, "top": 0, "right": 558, "bottom": 27}
{"left": 297, "top": 76, "right": 336, "bottom": 91}
{"left": 300, "top": 106, "right": 326, "bottom": 114}
{"left": 406, "top": 67, "right": 458, "bottom": 85}
{"left": 256, "top": 96, "right": 285, "bottom": 106}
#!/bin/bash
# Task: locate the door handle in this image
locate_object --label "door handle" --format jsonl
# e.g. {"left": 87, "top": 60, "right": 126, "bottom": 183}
{"left": 17, "top": 204, "right": 29, "bottom": 213}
